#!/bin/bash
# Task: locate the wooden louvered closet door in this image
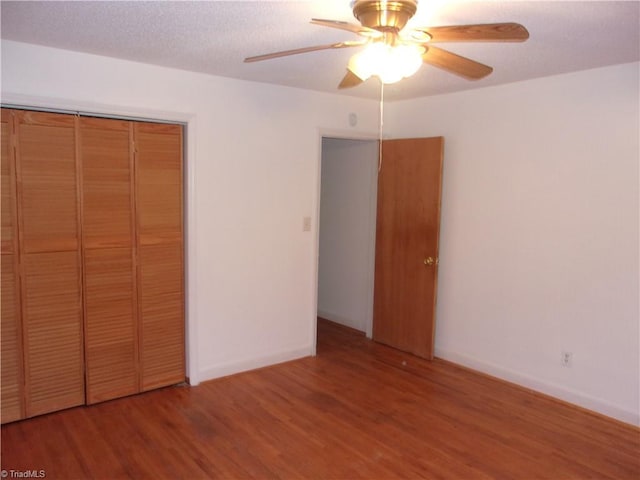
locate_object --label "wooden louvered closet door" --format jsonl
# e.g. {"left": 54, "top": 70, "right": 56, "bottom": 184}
{"left": 15, "top": 110, "right": 85, "bottom": 417}
{"left": 80, "top": 117, "right": 139, "bottom": 403}
{"left": 135, "top": 122, "right": 185, "bottom": 391}
{"left": 0, "top": 109, "right": 185, "bottom": 423}
{"left": 1, "top": 110, "right": 25, "bottom": 423}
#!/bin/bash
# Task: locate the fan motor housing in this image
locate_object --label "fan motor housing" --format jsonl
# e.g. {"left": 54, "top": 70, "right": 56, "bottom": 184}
{"left": 352, "top": 0, "right": 418, "bottom": 31}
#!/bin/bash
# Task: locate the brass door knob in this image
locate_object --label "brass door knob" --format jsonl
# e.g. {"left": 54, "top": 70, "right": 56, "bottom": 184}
{"left": 424, "top": 257, "right": 435, "bottom": 266}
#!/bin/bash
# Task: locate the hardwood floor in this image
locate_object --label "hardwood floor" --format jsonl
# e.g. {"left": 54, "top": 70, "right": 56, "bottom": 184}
{"left": 2, "top": 318, "right": 639, "bottom": 479}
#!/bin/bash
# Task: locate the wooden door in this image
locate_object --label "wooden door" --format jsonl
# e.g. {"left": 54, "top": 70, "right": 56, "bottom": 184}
{"left": 372, "top": 137, "right": 444, "bottom": 359}
{"left": 1, "top": 110, "right": 25, "bottom": 423}
{"left": 80, "top": 117, "right": 139, "bottom": 403}
{"left": 1, "top": 110, "right": 186, "bottom": 421}
{"left": 135, "top": 122, "right": 185, "bottom": 391}
{"left": 15, "top": 110, "right": 85, "bottom": 417}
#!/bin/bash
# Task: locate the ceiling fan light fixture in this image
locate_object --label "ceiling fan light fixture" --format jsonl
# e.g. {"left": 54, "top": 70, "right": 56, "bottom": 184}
{"left": 348, "top": 42, "right": 384, "bottom": 80}
{"left": 393, "top": 44, "right": 425, "bottom": 76}
{"left": 377, "top": 64, "right": 405, "bottom": 84}
{"left": 348, "top": 42, "right": 424, "bottom": 84}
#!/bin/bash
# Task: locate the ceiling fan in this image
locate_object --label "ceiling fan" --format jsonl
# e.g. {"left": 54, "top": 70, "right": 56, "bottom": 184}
{"left": 244, "top": 0, "right": 529, "bottom": 88}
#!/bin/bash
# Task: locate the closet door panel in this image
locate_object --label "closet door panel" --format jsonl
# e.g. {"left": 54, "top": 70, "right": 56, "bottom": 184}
{"left": 16, "top": 111, "right": 84, "bottom": 418}
{"left": 84, "top": 248, "right": 137, "bottom": 403}
{"left": 80, "top": 117, "right": 138, "bottom": 403}
{"left": 17, "top": 112, "right": 78, "bottom": 253}
{"left": 1, "top": 109, "right": 24, "bottom": 423}
{"left": 135, "top": 122, "right": 184, "bottom": 390}
{"left": 23, "top": 252, "right": 84, "bottom": 417}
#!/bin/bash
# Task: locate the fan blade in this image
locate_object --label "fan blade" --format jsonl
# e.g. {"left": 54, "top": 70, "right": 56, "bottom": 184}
{"left": 338, "top": 70, "right": 365, "bottom": 89}
{"left": 422, "top": 46, "right": 493, "bottom": 80}
{"left": 311, "top": 18, "right": 383, "bottom": 38}
{"left": 416, "top": 23, "right": 529, "bottom": 43}
{"left": 244, "top": 41, "right": 364, "bottom": 63}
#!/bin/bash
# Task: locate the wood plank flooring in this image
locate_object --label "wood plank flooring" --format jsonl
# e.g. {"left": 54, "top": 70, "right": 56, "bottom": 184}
{"left": 2, "top": 318, "right": 639, "bottom": 479}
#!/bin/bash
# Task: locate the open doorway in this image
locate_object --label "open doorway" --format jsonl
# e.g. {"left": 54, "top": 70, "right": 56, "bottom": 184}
{"left": 317, "top": 137, "right": 379, "bottom": 341}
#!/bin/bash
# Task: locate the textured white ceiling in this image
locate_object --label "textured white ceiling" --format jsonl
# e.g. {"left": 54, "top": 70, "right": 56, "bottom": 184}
{"left": 1, "top": 1, "right": 638, "bottom": 101}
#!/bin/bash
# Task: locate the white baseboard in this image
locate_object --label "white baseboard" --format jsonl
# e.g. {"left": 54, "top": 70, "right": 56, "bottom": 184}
{"left": 198, "top": 345, "right": 313, "bottom": 383}
{"left": 434, "top": 347, "right": 640, "bottom": 427}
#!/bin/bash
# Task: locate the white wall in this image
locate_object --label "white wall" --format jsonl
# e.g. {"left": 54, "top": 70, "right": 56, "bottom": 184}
{"left": 387, "top": 62, "right": 640, "bottom": 425}
{"left": 4, "top": 39, "right": 638, "bottom": 426}
{"left": 1, "top": 40, "right": 380, "bottom": 384}
{"left": 318, "top": 138, "right": 378, "bottom": 334}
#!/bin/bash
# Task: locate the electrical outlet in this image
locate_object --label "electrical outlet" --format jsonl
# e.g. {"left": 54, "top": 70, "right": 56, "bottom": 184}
{"left": 303, "top": 216, "right": 311, "bottom": 232}
{"left": 561, "top": 351, "right": 573, "bottom": 367}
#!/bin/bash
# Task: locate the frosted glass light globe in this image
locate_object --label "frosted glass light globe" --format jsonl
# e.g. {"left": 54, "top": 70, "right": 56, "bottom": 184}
{"left": 347, "top": 42, "right": 425, "bottom": 84}
{"left": 394, "top": 44, "right": 424, "bottom": 78}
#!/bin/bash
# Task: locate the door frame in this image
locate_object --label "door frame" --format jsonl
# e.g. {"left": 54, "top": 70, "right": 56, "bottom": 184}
{"left": 313, "top": 128, "right": 380, "bottom": 354}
